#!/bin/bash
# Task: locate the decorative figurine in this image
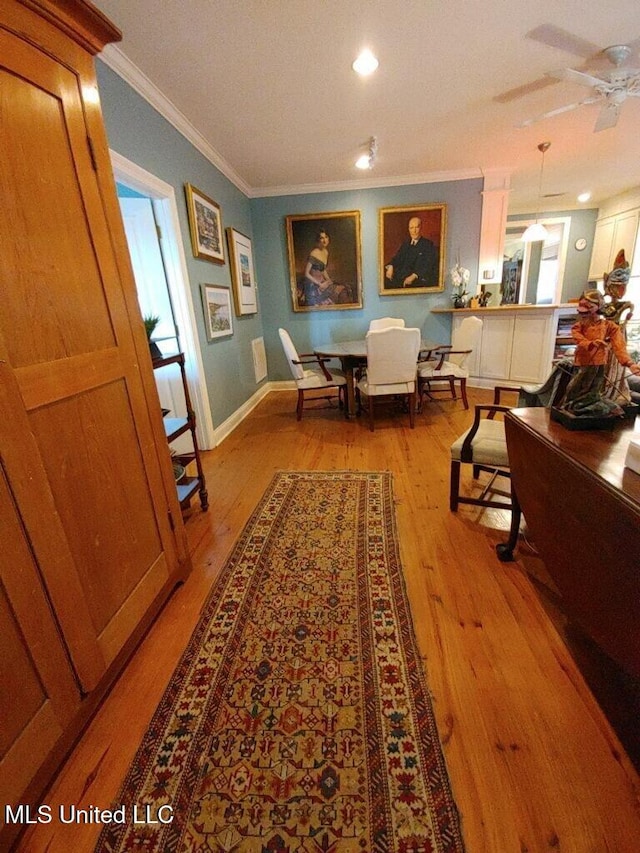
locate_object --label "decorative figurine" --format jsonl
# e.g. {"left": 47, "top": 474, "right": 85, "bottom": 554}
{"left": 552, "top": 288, "right": 640, "bottom": 428}
{"left": 601, "top": 249, "right": 634, "bottom": 407}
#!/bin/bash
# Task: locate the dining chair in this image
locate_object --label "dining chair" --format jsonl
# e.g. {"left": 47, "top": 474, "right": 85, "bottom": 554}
{"left": 278, "top": 328, "right": 347, "bottom": 420}
{"left": 368, "top": 317, "right": 406, "bottom": 331}
{"left": 449, "top": 386, "right": 520, "bottom": 513}
{"left": 356, "top": 326, "right": 421, "bottom": 431}
{"left": 418, "top": 316, "right": 483, "bottom": 409}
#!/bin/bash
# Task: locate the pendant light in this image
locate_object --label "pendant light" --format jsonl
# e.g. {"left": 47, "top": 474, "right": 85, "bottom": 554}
{"left": 522, "top": 141, "right": 550, "bottom": 243}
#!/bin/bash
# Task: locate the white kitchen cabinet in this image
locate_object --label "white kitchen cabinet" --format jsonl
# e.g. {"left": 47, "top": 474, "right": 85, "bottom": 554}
{"left": 447, "top": 306, "right": 572, "bottom": 387}
{"left": 588, "top": 208, "right": 640, "bottom": 281}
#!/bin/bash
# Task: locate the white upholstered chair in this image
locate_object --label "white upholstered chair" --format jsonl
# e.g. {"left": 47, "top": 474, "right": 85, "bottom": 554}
{"left": 368, "top": 317, "right": 406, "bottom": 332}
{"left": 356, "top": 326, "right": 421, "bottom": 431}
{"left": 418, "top": 315, "right": 483, "bottom": 409}
{"left": 279, "top": 328, "right": 347, "bottom": 421}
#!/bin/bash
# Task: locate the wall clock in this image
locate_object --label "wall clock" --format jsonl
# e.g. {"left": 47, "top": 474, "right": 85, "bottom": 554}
{"left": 575, "top": 238, "right": 587, "bottom": 251}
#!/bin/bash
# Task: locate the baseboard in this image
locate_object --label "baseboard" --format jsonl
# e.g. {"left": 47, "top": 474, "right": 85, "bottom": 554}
{"left": 212, "top": 382, "right": 293, "bottom": 446}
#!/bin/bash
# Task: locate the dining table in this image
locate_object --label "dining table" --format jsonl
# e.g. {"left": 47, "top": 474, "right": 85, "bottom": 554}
{"left": 314, "top": 338, "right": 443, "bottom": 418}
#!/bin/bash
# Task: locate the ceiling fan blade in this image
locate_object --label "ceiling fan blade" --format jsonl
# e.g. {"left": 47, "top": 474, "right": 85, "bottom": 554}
{"left": 493, "top": 76, "right": 558, "bottom": 103}
{"left": 526, "top": 24, "right": 602, "bottom": 60}
{"left": 594, "top": 102, "right": 620, "bottom": 132}
{"left": 547, "top": 67, "right": 606, "bottom": 88}
{"left": 516, "top": 95, "right": 601, "bottom": 127}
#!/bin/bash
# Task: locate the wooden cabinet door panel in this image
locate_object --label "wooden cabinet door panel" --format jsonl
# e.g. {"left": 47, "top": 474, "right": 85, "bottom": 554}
{"left": 0, "top": 461, "right": 80, "bottom": 810}
{"left": 479, "top": 316, "right": 514, "bottom": 379}
{"left": 0, "top": 16, "right": 182, "bottom": 691}
{"left": 510, "top": 314, "right": 553, "bottom": 384}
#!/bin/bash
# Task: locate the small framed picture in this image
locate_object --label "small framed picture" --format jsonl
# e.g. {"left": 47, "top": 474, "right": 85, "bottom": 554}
{"left": 185, "top": 183, "right": 225, "bottom": 264}
{"left": 226, "top": 227, "right": 258, "bottom": 315}
{"left": 201, "top": 284, "right": 233, "bottom": 339}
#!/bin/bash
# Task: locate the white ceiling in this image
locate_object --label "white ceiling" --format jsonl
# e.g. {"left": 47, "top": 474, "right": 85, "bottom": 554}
{"left": 95, "top": 0, "right": 640, "bottom": 213}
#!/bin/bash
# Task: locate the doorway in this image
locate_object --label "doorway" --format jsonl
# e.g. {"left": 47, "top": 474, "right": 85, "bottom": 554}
{"left": 110, "top": 151, "right": 215, "bottom": 449}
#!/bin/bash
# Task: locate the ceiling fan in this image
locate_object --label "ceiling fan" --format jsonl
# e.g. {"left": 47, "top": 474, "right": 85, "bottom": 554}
{"left": 495, "top": 25, "right": 640, "bottom": 132}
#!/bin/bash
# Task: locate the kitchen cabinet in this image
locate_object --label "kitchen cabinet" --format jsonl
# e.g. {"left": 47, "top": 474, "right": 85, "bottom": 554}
{"left": 444, "top": 306, "right": 577, "bottom": 387}
{"left": 589, "top": 208, "right": 640, "bottom": 280}
{"left": 0, "top": 2, "right": 190, "bottom": 844}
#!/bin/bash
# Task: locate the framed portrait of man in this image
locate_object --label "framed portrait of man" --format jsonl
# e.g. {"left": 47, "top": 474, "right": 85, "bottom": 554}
{"left": 285, "top": 211, "right": 363, "bottom": 312}
{"left": 379, "top": 204, "right": 446, "bottom": 295}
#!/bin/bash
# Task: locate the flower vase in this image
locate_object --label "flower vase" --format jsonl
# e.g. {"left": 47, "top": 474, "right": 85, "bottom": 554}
{"left": 453, "top": 295, "right": 466, "bottom": 309}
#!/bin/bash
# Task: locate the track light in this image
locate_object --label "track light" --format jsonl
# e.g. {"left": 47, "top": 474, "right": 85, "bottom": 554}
{"left": 355, "top": 136, "right": 377, "bottom": 170}
{"left": 522, "top": 141, "right": 550, "bottom": 243}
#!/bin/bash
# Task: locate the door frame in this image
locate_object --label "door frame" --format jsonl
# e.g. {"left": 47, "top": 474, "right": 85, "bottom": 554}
{"left": 110, "top": 150, "right": 215, "bottom": 448}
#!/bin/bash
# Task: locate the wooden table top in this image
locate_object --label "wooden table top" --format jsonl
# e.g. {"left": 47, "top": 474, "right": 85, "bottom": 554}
{"left": 507, "top": 407, "right": 640, "bottom": 509}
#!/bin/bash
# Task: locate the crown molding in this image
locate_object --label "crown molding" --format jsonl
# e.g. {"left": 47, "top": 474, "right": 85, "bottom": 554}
{"left": 249, "top": 168, "right": 484, "bottom": 199}
{"left": 99, "top": 44, "right": 251, "bottom": 196}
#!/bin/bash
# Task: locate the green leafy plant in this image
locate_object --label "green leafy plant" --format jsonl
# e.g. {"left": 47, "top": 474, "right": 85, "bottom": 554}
{"left": 143, "top": 314, "right": 160, "bottom": 339}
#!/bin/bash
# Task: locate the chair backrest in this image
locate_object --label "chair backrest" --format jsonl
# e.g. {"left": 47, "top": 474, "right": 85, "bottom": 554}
{"left": 449, "top": 316, "right": 483, "bottom": 368}
{"left": 278, "top": 328, "right": 304, "bottom": 380}
{"left": 365, "top": 327, "right": 421, "bottom": 385}
{"left": 368, "top": 317, "right": 406, "bottom": 332}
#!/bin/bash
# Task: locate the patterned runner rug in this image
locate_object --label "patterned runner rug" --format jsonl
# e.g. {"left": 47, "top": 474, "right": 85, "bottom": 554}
{"left": 96, "top": 471, "right": 464, "bottom": 852}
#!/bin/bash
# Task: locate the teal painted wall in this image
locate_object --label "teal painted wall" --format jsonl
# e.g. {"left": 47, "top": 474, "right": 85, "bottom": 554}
{"left": 252, "top": 181, "right": 483, "bottom": 381}
{"left": 97, "top": 62, "right": 264, "bottom": 428}
{"left": 97, "top": 62, "right": 483, "bottom": 412}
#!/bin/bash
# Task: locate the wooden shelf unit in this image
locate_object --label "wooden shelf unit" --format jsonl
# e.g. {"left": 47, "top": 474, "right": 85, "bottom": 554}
{"left": 153, "top": 353, "right": 209, "bottom": 512}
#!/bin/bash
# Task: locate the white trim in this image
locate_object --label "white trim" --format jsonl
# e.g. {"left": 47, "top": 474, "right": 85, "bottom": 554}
{"left": 212, "top": 383, "right": 274, "bottom": 446}
{"left": 250, "top": 168, "right": 484, "bottom": 199}
{"left": 110, "top": 150, "right": 216, "bottom": 449}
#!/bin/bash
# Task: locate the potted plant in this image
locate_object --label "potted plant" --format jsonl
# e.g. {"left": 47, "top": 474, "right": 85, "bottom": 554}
{"left": 143, "top": 314, "right": 163, "bottom": 359}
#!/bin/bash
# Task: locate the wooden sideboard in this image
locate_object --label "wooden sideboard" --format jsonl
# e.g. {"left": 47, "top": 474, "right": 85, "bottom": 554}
{"left": 502, "top": 408, "right": 640, "bottom": 679}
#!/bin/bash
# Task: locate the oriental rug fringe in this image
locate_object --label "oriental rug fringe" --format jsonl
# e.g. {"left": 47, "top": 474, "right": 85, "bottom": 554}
{"left": 96, "top": 471, "right": 464, "bottom": 852}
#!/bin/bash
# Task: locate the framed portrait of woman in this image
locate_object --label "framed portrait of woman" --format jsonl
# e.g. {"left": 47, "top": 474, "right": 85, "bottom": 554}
{"left": 285, "top": 211, "right": 363, "bottom": 312}
{"left": 379, "top": 204, "right": 446, "bottom": 294}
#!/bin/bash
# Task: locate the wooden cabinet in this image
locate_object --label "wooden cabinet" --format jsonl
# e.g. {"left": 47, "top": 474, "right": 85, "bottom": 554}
{"left": 589, "top": 208, "right": 640, "bottom": 280}
{"left": 154, "top": 353, "right": 208, "bottom": 512}
{"left": 0, "top": 2, "right": 190, "bottom": 842}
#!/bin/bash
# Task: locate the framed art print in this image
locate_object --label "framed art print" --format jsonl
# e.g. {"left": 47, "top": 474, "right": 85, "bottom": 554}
{"left": 185, "top": 183, "right": 225, "bottom": 264}
{"left": 201, "top": 284, "right": 233, "bottom": 339}
{"left": 226, "top": 227, "right": 258, "bottom": 315}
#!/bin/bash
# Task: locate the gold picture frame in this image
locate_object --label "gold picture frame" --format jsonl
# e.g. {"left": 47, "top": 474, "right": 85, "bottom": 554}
{"left": 379, "top": 203, "right": 446, "bottom": 294}
{"left": 185, "top": 183, "right": 225, "bottom": 264}
{"left": 285, "top": 210, "right": 363, "bottom": 312}
{"left": 226, "top": 227, "right": 258, "bottom": 315}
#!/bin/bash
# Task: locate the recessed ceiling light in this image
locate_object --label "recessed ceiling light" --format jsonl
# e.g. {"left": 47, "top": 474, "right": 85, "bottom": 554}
{"left": 352, "top": 49, "right": 378, "bottom": 76}
{"left": 577, "top": 192, "right": 591, "bottom": 203}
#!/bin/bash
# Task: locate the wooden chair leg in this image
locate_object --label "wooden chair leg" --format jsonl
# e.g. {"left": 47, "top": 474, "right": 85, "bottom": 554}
{"left": 450, "top": 460, "right": 461, "bottom": 511}
{"left": 460, "top": 377, "right": 469, "bottom": 409}
{"left": 296, "top": 390, "right": 304, "bottom": 420}
{"left": 449, "top": 378, "right": 456, "bottom": 400}
{"left": 368, "top": 395, "right": 375, "bottom": 431}
{"left": 409, "top": 390, "right": 416, "bottom": 428}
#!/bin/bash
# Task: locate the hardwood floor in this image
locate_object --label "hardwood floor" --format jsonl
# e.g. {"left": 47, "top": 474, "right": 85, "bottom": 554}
{"left": 16, "top": 388, "right": 640, "bottom": 852}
